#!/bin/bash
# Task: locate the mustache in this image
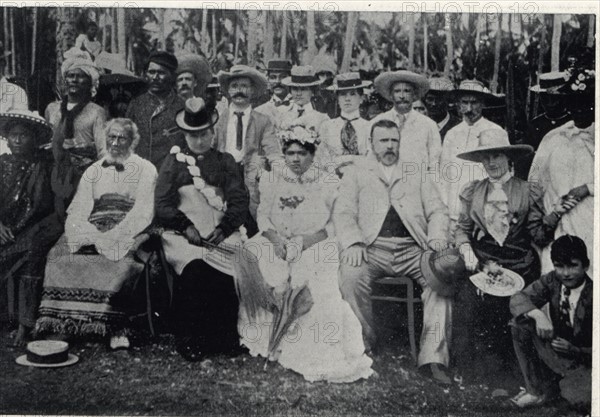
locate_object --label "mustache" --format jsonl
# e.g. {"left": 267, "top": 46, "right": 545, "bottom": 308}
{"left": 232, "top": 92, "right": 249, "bottom": 99}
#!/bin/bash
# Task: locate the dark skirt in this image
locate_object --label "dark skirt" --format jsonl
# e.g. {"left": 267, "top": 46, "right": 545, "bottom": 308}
{"left": 453, "top": 236, "right": 541, "bottom": 367}
{"left": 172, "top": 259, "right": 240, "bottom": 354}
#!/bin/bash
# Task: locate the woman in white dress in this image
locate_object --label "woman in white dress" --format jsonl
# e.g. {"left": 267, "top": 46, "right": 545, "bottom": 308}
{"left": 238, "top": 126, "right": 373, "bottom": 383}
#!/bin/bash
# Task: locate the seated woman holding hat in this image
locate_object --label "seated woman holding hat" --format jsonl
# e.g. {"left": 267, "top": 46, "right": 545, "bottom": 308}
{"left": 155, "top": 98, "right": 254, "bottom": 361}
{"left": 0, "top": 109, "right": 63, "bottom": 346}
{"left": 318, "top": 72, "right": 372, "bottom": 173}
{"left": 237, "top": 124, "right": 373, "bottom": 383}
{"left": 36, "top": 118, "right": 157, "bottom": 350}
{"left": 453, "top": 128, "right": 577, "bottom": 371}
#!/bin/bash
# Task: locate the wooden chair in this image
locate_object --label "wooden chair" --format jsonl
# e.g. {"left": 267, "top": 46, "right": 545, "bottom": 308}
{"left": 372, "top": 276, "right": 422, "bottom": 364}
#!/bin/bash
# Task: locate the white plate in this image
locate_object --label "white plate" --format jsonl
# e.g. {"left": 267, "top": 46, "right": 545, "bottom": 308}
{"left": 469, "top": 268, "right": 525, "bottom": 297}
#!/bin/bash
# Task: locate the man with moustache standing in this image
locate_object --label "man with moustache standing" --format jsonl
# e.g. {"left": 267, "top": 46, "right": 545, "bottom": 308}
{"left": 126, "top": 51, "right": 185, "bottom": 168}
{"left": 255, "top": 59, "right": 293, "bottom": 122}
{"left": 213, "top": 65, "right": 281, "bottom": 220}
{"left": 439, "top": 80, "right": 501, "bottom": 242}
{"left": 175, "top": 53, "right": 212, "bottom": 101}
{"left": 370, "top": 70, "right": 442, "bottom": 172}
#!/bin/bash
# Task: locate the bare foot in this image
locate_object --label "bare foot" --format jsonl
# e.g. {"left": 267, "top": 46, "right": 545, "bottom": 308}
{"left": 13, "top": 325, "right": 29, "bottom": 347}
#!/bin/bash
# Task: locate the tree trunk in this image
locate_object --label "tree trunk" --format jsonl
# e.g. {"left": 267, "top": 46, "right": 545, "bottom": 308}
{"left": 506, "top": 54, "right": 515, "bottom": 141}
{"left": 533, "top": 15, "right": 546, "bottom": 118}
{"left": 263, "top": 10, "right": 273, "bottom": 63}
{"left": 340, "top": 11, "right": 358, "bottom": 73}
{"left": 200, "top": 8, "right": 208, "bottom": 56}
{"left": 211, "top": 11, "right": 217, "bottom": 58}
{"left": 551, "top": 14, "right": 562, "bottom": 71}
{"left": 234, "top": 12, "right": 240, "bottom": 63}
{"left": 10, "top": 8, "right": 16, "bottom": 74}
{"left": 117, "top": 8, "right": 126, "bottom": 55}
{"left": 247, "top": 10, "right": 258, "bottom": 66}
{"left": 587, "top": 15, "right": 595, "bottom": 48}
{"left": 306, "top": 11, "right": 317, "bottom": 64}
{"left": 111, "top": 9, "right": 117, "bottom": 53}
{"left": 407, "top": 12, "right": 415, "bottom": 71}
{"left": 423, "top": 14, "right": 428, "bottom": 74}
{"left": 490, "top": 14, "right": 503, "bottom": 93}
{"left": 443, "top": 14, "right": 453, "bottom": 76}
{"left": 280, "top": 10, "right": 288, "bottom": 59}
{"left": 102, "top": 8, "right": 109, "bottom": 50}
{"left": 31, "top": 7, "right": 38, "bottom": 74}
{"left": 3, "top": 8, "right": 9, "bottom": 74}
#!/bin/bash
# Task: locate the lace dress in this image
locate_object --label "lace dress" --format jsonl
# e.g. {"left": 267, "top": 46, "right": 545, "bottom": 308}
{"left": 238, "top": 164, "right": 373, "bottom": 382}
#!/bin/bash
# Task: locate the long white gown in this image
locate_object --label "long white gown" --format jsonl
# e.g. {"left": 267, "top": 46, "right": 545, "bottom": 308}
{"left": 238, "top": 164, "right": 373, "bottom": 383}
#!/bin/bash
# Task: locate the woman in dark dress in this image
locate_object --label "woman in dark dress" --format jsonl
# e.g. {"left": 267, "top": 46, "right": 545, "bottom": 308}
{"left": 453, "top": 129, "right": 577, "bottom": 371}
{"left": 155, "top": 97, "right": 253, "bottom": 361}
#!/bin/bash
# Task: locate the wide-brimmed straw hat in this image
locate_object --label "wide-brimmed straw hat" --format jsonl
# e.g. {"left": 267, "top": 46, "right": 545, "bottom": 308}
{"left": 530, "top": 71, "right": 569, "bottom": 94}
{"left": 453, "top": 79, "right": 495, "bottom": 101}
{"left": 420, "top": 248, "right": 467, "bottom": 297}
{"left": 217, "top": 65, "right": 268, "bottom": 93}
{"left": 374, "top": 70, "right": 430, "bottom": 101}
{"left": 456, "top": 129, "right": 533, "bottom": 162}
{"left": 282, "top": 65, "right": 322, "bottom": 87}
{"left": 0, "top": 109, "right": 53, "bottom": 147}
{"left": 16, "top": 341, "right": 79, "bottom": 368}
{"left": 326, "top": 72, "right": 372, "bottom": 92}
{"left": 175, "top": 97, "right": 219, "bottom": 132}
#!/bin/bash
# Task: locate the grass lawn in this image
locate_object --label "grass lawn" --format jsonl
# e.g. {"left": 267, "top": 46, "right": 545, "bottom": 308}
{"left": 0, "top": 324, "right": 586, "bottom": 417}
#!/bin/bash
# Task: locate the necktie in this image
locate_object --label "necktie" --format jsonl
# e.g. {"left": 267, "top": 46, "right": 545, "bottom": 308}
{"left": 340, "top": 117, "right": 359, "bottom": 155}
{"left": 101, "top": 160, "right": 125, "bottom": 172}
{"left": 274, "top": 99, "right": 290, "bottom": 107}
{"left": 557, "top": 287, "right": 573, "bottom": 340}
{"left": 297, "top": 107, "right": 305, "bottom": 118}
{"left": 234, "top": 111, "right": 244, "bottom": 150}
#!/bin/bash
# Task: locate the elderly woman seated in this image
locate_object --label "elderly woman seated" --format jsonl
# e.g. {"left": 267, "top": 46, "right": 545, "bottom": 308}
{"left": 36, "top": 118, "right": 157, "bottom": 350}
{"left": 0, "top": 110, "right": 63, "bottom": 346}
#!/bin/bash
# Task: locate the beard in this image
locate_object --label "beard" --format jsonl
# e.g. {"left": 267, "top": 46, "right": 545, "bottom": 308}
{"left": 105, "top": 150, "right": 132, "bottom": 165}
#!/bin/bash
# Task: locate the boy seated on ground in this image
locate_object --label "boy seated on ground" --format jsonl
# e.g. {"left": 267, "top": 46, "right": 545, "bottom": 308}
{"left": 509, "top": 235, "right": 592, "bottom": 411}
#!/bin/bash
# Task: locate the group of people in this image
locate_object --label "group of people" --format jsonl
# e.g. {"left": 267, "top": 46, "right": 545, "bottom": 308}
{"left": 0, "top": 41, "right": 593, "bottom": 411}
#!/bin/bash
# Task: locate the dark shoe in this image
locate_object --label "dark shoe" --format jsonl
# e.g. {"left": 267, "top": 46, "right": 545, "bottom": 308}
{"left": 420, "top": 363, "right": 452, "bottom": 385}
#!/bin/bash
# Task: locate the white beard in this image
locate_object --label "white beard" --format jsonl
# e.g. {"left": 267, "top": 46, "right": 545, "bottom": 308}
{"left": 105, "top": 150, "right": 132, "bottom": 165}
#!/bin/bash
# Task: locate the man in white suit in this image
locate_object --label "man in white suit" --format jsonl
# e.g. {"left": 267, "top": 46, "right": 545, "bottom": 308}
{"left": 334, "top": 118, "right": 453, "bottom": 384}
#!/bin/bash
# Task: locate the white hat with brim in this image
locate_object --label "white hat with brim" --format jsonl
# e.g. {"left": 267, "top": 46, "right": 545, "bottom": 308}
{"left": 0, "top": 110, "right": 53, "bottom": 147}
{"left": 374, "top": 70, "right": 430, "bottom": 101}
{"left": 326, "top": 72, "right": 372, "bottom": 92}
{"left": 175, "top": 97, "right": 219, "bottom": 132}
{"left": 282, "top": 65, "right": 322, "bottom": 87}
{"left": 456, "top": 129, "right": 533, "bottom": 162}
{"left": 453, "top": 80, "right": 495, "bottom": 101}
{"left": 469, "top": 269, "right": 525, "bottom": 297}
{"left": 217, "top": 65, "right": 268, "bottom": 94}
{"left": 16, "top": 341, "right": 79, "bottom": 368}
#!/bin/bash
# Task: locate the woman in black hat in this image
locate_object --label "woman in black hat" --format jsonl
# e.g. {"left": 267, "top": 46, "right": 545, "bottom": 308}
{"left": 155, "top": 98, "right": 253, "bottom": 361}
{"left": 0, "top": 110, "right": 63, "bottom": 345}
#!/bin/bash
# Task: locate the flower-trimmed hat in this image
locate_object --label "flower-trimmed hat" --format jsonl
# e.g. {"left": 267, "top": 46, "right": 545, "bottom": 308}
{"left": 426, "top": 76, "right": 455, "bottom": 94}
{"left": 175, "top": 97, "right": 219, "bottom": 132}
{"left": 374, "top": 70, "right": 430, "bottom": 101}
{"left": 456, "top": 129, "right": 533, "bottom": 162}
{"left": 0, "top": 109, "right": 53, "bottom": 147}
{"left": 278, "top": 124, "right": 320, "bottom": 147}
{"left": 557, "top": 67, "right": 595, "bottom": 96}
{"left": 217, "top": 65, "right": 268, "bottom": 94}
{"left": 282, "top": 66, "right": 322, "bottom": 88}
{"left": 326, "top": 72, "right": 372, "bottom": 92}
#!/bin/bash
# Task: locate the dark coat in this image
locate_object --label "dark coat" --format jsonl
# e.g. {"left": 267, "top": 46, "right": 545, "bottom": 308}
{"left": 126, "top": 90, "right": 185, "bottom": 168}
{"left": 510, "top": 271, "right": 593, "bottom": 349}
{"left": 439, "top": 113, "right": 462, "bottom": 143}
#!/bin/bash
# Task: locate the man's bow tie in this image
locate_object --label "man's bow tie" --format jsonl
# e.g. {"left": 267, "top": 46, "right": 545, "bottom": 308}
{"left": 274, "top": 100, "right": 291, "bottom": 107}
{"left": 102, "top": 160, "right": 125, "bottom": 172}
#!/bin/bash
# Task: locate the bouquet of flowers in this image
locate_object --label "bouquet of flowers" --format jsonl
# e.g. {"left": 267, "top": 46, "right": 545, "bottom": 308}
{"left": 561, "top": 67, "right": 595, "bottom": 93}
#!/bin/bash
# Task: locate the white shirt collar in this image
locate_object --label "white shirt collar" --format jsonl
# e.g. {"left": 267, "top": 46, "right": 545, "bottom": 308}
{"left": 340, "top": 110, "right": 361, "bottom": 120}
{"left": 488, "top": 170, "right": 513, "bottom": 185}
{"left": 229, "top": 104, "right": 252, "bottom": 116}
{"left": 437, "top": 113, "right": 450, "bottom": 130}
{"left": 292, "top": 102, "right": 314, "bottom": 112}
